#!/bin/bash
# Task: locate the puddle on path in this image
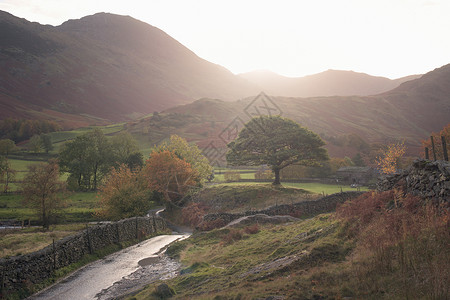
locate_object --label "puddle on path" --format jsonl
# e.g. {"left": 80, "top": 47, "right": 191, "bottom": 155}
{"left": 138, "top": 256, "right": 160, "bottom": 267}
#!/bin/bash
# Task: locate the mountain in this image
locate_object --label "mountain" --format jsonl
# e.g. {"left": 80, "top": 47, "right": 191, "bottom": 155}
{"left": 239, "top": 69, "right": 422, "bottom": 97}
{"left": 153, "top": 64, "right": 450, "bottom": 156}
{"left": 0, "top": 11, "right": 259, "bottom": 126}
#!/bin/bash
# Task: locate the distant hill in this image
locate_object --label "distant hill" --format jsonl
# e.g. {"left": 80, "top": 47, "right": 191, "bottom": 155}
{"left": 156, "top": 64, "right": 450, "bottom": 156}
{"left": 239, "top": 69, "right": 421, "bottom": 97}
{"left": 0, "top": 11, "right": 259, "bottom": 126}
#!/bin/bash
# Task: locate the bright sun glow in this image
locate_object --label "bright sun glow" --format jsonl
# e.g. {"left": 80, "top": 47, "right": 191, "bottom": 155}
{"left": 1, "top": 0, "right": 450, "bottom": 78}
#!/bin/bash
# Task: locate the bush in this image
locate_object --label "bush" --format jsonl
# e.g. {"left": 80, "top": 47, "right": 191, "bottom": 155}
{"left": 243, "top": 224, "right": 259, "bottom": 234}
{"left": 181, "top": 202, "right": 209, "bottom": 227}
{"left": 254, "top": 170, "right": 274, "bottom": 180}
{"left": 222, "top": 228, "right": 243, "bottom": 244}
{"left": 224, "top": 171, "right": 241, "bottom": 182}
{"left": 197, "top": 219, "right": 227, "bottom": 231}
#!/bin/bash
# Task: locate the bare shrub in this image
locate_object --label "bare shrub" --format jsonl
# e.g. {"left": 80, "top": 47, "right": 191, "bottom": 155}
{"left": 244, "top": 224, "right": 260, "bottom": 234}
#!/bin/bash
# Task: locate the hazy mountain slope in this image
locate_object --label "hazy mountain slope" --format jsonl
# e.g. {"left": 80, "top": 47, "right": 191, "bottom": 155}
{"left": 0, "top": 11, "right": 259, "bottom": 124}
{"left": 239, "top": 69, "right": 421, "bottom": 97}
{"left": 161, "top": 64, "right": 450, "bottom": 154}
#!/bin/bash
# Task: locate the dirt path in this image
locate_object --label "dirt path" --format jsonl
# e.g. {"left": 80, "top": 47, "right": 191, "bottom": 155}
{"left": 27, "top": 234, "right": 189, "bottom": 300}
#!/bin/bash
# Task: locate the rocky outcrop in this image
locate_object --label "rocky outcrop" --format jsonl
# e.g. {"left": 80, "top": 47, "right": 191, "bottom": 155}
{"left": 0, "top": 216, "right": 166, "bottom": 296}
{"left": 377, "top": 160, "right": 450, "bottom": 202}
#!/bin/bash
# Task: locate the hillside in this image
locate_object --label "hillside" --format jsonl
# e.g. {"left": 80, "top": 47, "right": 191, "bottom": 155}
{"left": 0, "top": 11, "right": 259, "bottom": 126}
{"left": 158, "top": 64, "right": 450, "bottom": 156}
{"left": 239, "top": 69, "right": 421, "bottom": 97}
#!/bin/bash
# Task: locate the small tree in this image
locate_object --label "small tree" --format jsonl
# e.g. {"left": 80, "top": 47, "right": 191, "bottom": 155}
{"left": 0, "top": 157, "right": 16, "bottom": 193}
{"left": 142, "top": 150, "right": 200, "bottom": 209}
{"left": 0, "top": 139, "right": 17, "bottom": 157}
{"left": 227, "top": 116, "right": 328, "bottom": 185}
{"left": 110, "top": 132, "right": 142, "bottom": 169}
{"left": 41, "top": 134, "right": 54, "bottom": 154}
{"left": 28, "top": 135, "right": 43, "bottom": 154}
{"left": 376, "top": 141, "right": 406, "bottom": 174}
{"left": 154, "top": 135, "right": 213, "bottom": 184}
{"left": 0, "top": 139, "right": 17, "bottom": 193}
{"left": 96, "top": 164, "right": 153, "bottom": 220}
{"left": 22, "top": 160, "right": 67, "bottom": 229}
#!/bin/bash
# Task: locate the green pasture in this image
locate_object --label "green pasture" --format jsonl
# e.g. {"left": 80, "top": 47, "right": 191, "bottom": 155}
{"left": 213, "top": 182, "right": 367, "bottom": 195}
{"left": 0, "top": 192, "right": 99, "bottom": 223}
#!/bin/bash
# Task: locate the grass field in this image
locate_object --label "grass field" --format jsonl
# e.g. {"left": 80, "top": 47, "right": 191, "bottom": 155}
{"left": 0, "top": 192, "right": 100, "bottom": 223}
{"left": 212, "top": 182, "right": 367, "bottom": 195}
{"left": 0, "top": 223, "right": 86, "bottom": 258}
{"left": 131, "top": 214, "right": 355, "bottom": 299}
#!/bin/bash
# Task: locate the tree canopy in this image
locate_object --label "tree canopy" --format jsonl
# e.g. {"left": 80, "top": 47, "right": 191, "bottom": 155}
{"left": 59, "top": 129, "right": 112, "bottom": 191}
{"left": 154, "top": 135, "right": 213, "bottom": 183}
{"left": 96, "top": 164, "right": 154, "bottom": 220}
{"left": 226, "top": 116, "right": 328, "bottom": 185}
{"left": 142, "top": 150, "right": 200, "bottom": 209}
{"left": 21, "top": 160, "right": 67, "bottom": 229}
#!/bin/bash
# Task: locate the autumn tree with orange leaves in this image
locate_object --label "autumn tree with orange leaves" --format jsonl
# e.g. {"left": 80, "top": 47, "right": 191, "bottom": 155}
{"left": 421, "top": 123, "right": 450, "bottom": 160}
{"left": 96, "top": 164, "right": 154, "bottom": 220}
{"left": 376, "top": 141, "right": 406, "bottom": 174}
{"left": 142, "top": 150, "right": 200, "bottom": 209}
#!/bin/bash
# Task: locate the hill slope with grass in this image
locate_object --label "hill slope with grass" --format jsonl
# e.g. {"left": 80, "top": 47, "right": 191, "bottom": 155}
{"left": 131, "top": 188, "right": 449, "bottom": 299}
{"left": 0, "top": 11, "right": 259, "bottom": 125}
{"left": 161, "top": 64, "right": 450, "bottom": 155}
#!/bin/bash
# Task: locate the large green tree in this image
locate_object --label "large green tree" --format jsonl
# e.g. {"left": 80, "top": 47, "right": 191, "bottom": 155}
{"left": 59, "top": 129, "right": 112, "bottom": 190}
{"left": 226, "top": 116, "right": 329, "bottom": 185}
{"left": 110, "top": 132, "right": 143, "bottom": 170}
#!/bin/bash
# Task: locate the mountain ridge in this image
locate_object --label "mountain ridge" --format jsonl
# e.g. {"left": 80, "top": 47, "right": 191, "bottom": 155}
{"left": 160, "top": 64, "right": 450, "bottom": 155}
{"left": 239, "top": 69, "right": 422, "bottom": 97}
{"left": 0, "top": 10, "right": 428, "bottom": 128}
{"left": 0, "top": 11, "right": 260, "bottom": 126}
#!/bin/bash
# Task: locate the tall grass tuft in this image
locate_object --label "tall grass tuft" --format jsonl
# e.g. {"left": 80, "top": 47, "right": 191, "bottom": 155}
{"left": 337, "top": 190, "right": 449, "bottom": 299}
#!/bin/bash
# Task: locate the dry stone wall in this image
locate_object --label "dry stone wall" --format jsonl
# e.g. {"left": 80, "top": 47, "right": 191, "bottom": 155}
{"left": 377, "top": 159, "right": 450, "bottom": 202}
{"left": 0, "top": 216, "right": 166, "bottom": 296}
{"left": 202, "top": 191, "right": 365, "bottom": 225}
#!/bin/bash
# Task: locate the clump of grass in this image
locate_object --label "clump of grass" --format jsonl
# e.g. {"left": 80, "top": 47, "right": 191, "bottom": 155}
{"left": 221, "top": 228, "right": 243, "bottom": 245}
{"left": 243, "top": 224, "right": 259, "bottom": 235}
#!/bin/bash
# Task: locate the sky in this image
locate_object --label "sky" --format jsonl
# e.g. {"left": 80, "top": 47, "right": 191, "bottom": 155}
{"left": 1, "top": 0, "right": 450, "bottom": 79}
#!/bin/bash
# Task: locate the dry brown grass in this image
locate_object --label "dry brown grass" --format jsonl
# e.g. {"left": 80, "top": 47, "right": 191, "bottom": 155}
{"left": 0, "top": 224, "right": 85, "bottom": 258}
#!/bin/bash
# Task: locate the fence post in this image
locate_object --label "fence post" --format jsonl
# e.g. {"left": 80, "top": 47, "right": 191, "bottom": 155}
{"left": 425, "top": 147, "right": 429, "bottom": 159}
{"left": 442, "top": 136, "right": 448, "bottom": 161}
{"left": 431, "top": 136, "right": 437, "bottom": 161}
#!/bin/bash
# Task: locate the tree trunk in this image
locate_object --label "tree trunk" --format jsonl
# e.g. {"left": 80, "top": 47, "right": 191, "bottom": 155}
{"left": 42, "top": 197, "right": 49, "bottom": 230}
{"left": 273, "top": 168, "right": 281, "bottom": 185}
